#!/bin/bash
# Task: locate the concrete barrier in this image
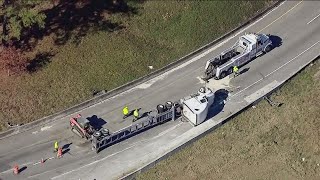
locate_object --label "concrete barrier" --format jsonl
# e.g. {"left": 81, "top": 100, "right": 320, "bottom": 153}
{"left": 121, "top": 54, "right": 319, "bottom": 180}
{"left": 0, "top": 0, "right": 284, "bottom": 139}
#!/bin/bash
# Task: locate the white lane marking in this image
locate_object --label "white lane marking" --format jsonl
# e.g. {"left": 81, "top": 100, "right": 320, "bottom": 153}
{"left": 70, "top": 0, "right": 285, "bottom": 112}
{"left": 231, "top": 40, "right": 320, "bottom": 97}
{"left": 40, "top": 125, "right": 52, "bottom": 131}
{"left": 0, "top": 161, "right": 33, "bottom": 174}
{"left": 103, "top": 0, "right": 284, "bottom": 133}
{"left": 307, "top": 12, "right": 320, "bottom": 25}
{"left": 51, "top": 122, "right": 184, "bottom": 179}
{"left": 153, "top": 122, "right": 183, "bottom": 138}
{"left": 48, "top": 156, "right": 55, "bottom": 160}
{"left": 244, "top": 80, "right": 280, "bottom": 103}
{"left": 258, "top": 1, "right": 302, "bottom": 33}
{"left": 33, "top": 161, "right": 41, "bottom": 165}
{"left": 33, "top": 157, "right": 55, "bottom": 165}
{"left": 32, "top": 131, "right": 38, "bottom": 134}
{"left": 23, "top": 2, "right": 289, "bottom": 178}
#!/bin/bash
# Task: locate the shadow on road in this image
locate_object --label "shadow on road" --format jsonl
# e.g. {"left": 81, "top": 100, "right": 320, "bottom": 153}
{"left": 269, "top": 34, "right": 282, "bottom": 49}
{"left": 240, "top": 67, "right": 250, "bottom": 75}
{"left": 19, "top": 166, "right": 27, "bottom": 174}
{"left": 207, "top": 89, "right": 229, "bottom": 119}
{"left": 62, "top": 143, "right": 72, "bottom": 150}
{"left": 87, "top": 115, "right": 107, "bottom": 130}
{"left": 62, "top": 148, "right": 70, "bottom": 155}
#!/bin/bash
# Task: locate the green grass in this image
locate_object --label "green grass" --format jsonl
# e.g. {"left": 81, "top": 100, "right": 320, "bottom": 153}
{"left": 137, "top": 62, "right": 320, "bottom": 180}
{"left": 0, "top": 1, "right": 272, "bottom": 131}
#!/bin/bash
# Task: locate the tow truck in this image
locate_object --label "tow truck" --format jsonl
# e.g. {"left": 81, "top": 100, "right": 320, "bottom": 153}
{"left": 203, "top": 32, "right": 272, "bottom": 80}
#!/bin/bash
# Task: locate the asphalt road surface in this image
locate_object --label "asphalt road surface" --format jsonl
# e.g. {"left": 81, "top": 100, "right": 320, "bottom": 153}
{"left": 1, "top": 1, "right": 319, "bottom": 179}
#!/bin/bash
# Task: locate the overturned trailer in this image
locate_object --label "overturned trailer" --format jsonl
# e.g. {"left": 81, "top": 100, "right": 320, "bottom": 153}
{"left": 91, "top": 102, "right": 181, "bottom": 153}
{"left": 89, "top": 87, "right": 215, "bottom": 153}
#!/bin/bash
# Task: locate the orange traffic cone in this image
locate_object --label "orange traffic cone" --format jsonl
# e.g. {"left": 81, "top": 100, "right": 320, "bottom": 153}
{"left": 57, "top": 148, "right": 63, "bottom": 158}
{"left": 13, "top": 164, "right": 19, "bottom": 175}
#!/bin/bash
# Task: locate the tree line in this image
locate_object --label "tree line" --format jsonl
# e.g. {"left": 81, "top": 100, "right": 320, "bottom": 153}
{"left": 1, "top": 0, "right": 46, "bottom": 47}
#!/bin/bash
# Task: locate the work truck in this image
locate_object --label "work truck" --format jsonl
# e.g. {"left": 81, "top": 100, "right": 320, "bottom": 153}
{"left": 203, "top": 32, "right": 272, "bottom": 80}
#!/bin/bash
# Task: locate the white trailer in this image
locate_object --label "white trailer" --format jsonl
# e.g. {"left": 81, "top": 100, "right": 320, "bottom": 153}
{"left": 181, "top": 87, "right": 215, "bottom": 126}
{"left": 203, "top": 32, "right": 272, "bottom": 80}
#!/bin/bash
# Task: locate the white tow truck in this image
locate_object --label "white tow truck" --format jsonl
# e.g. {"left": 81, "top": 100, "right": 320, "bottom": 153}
{"left": 203, "top": 32, "right": 272, "bottom": 80}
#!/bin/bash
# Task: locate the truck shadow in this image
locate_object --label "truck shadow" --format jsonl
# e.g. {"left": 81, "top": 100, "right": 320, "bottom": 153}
{"left": 207, "top": 89, "right": 229, "bottom": 119}
{"left": 269, "top": 34, "right": 282, "bottom": 49}
{"left": 87, "top": 115, "right": 107, "bottom": 130}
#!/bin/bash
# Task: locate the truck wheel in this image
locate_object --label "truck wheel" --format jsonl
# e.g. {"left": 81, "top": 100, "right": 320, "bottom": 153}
{"left": 264, "top": 45, "right": 272, "bottom": 53}
{"left": 228, "top": 67, "right": 233, "bottom": 74}
{"left": 220, "top": 71, "right": 227, "bottom": 79}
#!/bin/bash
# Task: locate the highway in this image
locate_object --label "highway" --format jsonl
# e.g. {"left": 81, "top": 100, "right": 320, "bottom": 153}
{"left": 0, "top": 1, "right": 319, "bottom": 179}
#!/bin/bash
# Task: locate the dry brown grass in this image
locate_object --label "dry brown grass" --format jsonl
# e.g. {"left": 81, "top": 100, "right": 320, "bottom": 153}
{"left": 138, "top": 61, "right": 320, "bottom": 180}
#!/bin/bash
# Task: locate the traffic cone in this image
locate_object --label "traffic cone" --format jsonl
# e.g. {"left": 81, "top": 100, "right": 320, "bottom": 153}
{"left": 13, "top": 164, "right": 19, "bottom": 175}
{"left": 41, "top": 158, "right": 45, "bottom": 164}
{"left": 57, "top": 148, "right": 62, "bottom": 158}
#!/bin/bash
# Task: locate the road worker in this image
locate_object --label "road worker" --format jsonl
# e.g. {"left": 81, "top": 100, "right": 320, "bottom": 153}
{"left": 133, "top": 109, "right": 139, "bottom": 122}
{"left": 123, "top": 106, "right": 129, "bottom": 119}
{"left": 54, "top": 141, "right": 59, "bottom": 152}
{"left": 233, "top": 66, "right": 239, "bottom": 77}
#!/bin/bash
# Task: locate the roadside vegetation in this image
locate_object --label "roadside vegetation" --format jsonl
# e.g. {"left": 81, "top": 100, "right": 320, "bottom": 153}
{"left": 138, "top": 61, "right": 320, "bottom": 180}
{"left": 0, "top": 1, "right": 273, "bottom": 131}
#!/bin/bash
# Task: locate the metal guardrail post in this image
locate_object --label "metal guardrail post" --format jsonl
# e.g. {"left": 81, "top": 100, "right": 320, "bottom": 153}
{"left": 264, "top": 96, "right": 282, "bottom": 107}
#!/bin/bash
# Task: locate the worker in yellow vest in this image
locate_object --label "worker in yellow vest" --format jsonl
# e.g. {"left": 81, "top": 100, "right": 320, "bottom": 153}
{"left": 133, "top": 109, "right": 139, "bottom": 122}
{"left": 123, "top": 106, "right": 129, "bottom": 119}
{"left": 54, "top": 141, "right": 59, "bottom": 152}
{"left": 233, "top": 66, "right": 239, "bottom": 77}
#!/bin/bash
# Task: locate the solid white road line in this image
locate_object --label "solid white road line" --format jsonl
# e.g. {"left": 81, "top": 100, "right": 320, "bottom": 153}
{"left": 231, "top": 40, "right": 320, "bottom": 97}
{"left": 0, "top": 161, "right": 34, "bottom": 174}
{"left": 258, "top": 1, "right": 302, "bottom": 33}
{"left": 307, "top": 12, "right": 320, "bottom": 25}
{"left": 51, "top": 122, "right": 184, "bottom": 179}
{"left": 13, "top": 2, "right": 290, "bottom": 179}
{"left": 69, "top": 0, "right": 285, "bottom": 114}
{"left": 103, "top": 2, "right": 287, "bottom": 135}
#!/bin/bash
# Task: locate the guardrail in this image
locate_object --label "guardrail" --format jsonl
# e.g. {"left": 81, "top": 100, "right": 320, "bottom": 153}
{"left": 0, "top": 0, "right": 284, "bottom": 140}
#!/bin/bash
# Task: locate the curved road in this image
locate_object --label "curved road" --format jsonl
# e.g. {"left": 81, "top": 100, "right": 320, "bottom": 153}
{"left": 1, "top": 1, "right": 319, "bottom": 179}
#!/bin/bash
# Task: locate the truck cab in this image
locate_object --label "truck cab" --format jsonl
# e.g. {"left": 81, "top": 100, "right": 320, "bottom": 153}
{"left": 203, "top": 33, "right": 272, "bottom": 80}
{"left": 239, "top": 33, "right": 272, "bottom": 60}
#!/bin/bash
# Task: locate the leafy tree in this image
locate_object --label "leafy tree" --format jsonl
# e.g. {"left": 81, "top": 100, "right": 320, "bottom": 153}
{"left": 1, "top": 0, "right": 46, "bottom": 46}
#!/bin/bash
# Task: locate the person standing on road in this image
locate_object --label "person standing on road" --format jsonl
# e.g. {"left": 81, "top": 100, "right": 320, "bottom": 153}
{"left": 54, "top": 141, "right": 59, "bottom": 152}
{"left": 133, "top": 109, "right": 139, "bottom": 122}
{"left": 233, "top": 66, "right": 239, "bottom": 77}
{"left": 123, "top": 106, "right": 129, "bottom": 119}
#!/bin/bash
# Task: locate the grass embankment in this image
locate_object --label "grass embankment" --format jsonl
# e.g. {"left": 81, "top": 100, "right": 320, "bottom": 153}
{"left": 138, "top": 61, "right": 320, "bottom": 180}
{"left": 0, "top": 1, "right": 272, "bottom": 131}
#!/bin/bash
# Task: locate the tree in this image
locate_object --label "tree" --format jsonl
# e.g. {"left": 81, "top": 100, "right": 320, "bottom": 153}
{"left": 1, "top": 0, "right": 46, "bottom": 46}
